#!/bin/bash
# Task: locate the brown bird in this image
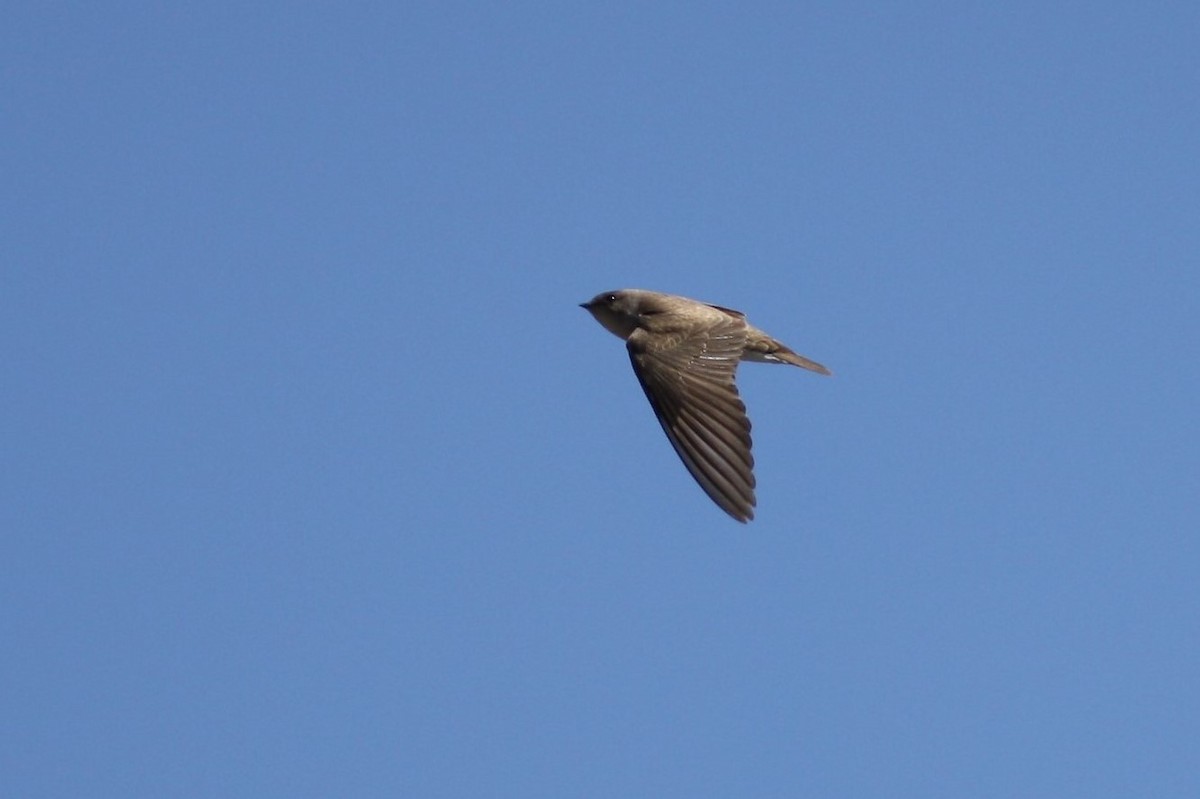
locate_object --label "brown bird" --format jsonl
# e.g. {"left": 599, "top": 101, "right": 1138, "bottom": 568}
{"left": 581, "top": 289, "right": 830, "bottom": 523}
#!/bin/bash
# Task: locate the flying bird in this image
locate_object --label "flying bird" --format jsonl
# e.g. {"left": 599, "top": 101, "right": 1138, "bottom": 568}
{"left": 580, "top": 289, "right": 830, "bottom": 522}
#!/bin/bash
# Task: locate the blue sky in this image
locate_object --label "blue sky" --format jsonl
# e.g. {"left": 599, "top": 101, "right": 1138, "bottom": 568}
{"left": 4, "top": 3, "right": 1198, "bottom": 796}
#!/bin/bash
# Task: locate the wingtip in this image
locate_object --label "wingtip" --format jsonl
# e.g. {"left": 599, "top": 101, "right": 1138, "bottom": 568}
{"left": 725, "top": 503, "right": 755, "bottom": 523}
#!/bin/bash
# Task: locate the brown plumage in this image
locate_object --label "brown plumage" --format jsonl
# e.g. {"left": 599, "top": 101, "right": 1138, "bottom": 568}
{"left": 580, "top": 289, "right": 830, "bottom": 522}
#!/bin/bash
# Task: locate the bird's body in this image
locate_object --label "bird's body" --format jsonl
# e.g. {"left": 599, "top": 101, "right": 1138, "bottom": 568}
{"left": 580, "top": 289, "right": 830, "bottom": 523}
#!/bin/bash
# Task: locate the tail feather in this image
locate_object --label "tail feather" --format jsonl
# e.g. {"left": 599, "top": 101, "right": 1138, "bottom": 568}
{"left": 744, "top": 334, "right": 832, "bottom": 375}
{"left": 773, "top": 347, "right": 832, "bottom": 375}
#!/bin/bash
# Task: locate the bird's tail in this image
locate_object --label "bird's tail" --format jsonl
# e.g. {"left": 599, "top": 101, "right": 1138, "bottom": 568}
{"left": 744, "top": 334, "right": 832, "bottom": 375}
{"left": 773, "top": 346, "right": 832, "bottom": 375}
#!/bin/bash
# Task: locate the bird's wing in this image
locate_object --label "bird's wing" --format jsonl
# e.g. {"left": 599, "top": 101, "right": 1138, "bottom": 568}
{"left": 627, "top": 316, "right": 756, "bottom": 522}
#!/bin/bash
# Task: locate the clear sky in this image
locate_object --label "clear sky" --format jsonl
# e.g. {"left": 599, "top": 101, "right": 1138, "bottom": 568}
{"left": 4, "top": 3, "right": 1198, "bottom": 797}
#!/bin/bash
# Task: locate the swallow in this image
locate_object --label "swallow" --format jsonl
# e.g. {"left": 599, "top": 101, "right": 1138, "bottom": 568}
{"left": 580, "top": 289, "right": 830, "bottom": 522}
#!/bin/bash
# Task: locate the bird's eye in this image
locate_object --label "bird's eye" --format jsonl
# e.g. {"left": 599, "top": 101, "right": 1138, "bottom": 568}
{"left": 606, "top": 294, "right": 617, "bottom": 303}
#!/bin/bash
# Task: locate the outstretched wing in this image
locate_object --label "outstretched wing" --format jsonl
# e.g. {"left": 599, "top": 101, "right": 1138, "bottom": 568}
{"left": 627, "top": 316, "right": 756, "bottom": 522}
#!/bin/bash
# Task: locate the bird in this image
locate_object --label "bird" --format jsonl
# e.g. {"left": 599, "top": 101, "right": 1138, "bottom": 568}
{"left": 580, "top": 289, "right": 830, "bottom": 523}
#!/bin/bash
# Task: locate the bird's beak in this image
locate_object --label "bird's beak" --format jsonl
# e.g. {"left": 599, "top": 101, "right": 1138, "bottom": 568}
{"left": 579, "top": 301, "right": 592, "bottom": 310}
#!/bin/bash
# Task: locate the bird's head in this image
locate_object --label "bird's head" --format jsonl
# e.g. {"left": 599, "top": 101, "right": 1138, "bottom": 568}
{"left": 579, "top": 289, "right": 647, "bottom": 340}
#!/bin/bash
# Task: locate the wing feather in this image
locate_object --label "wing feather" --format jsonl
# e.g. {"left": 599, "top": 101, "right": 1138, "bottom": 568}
{"left": 627, "top": 316, "right": 756, "bottom": 522}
